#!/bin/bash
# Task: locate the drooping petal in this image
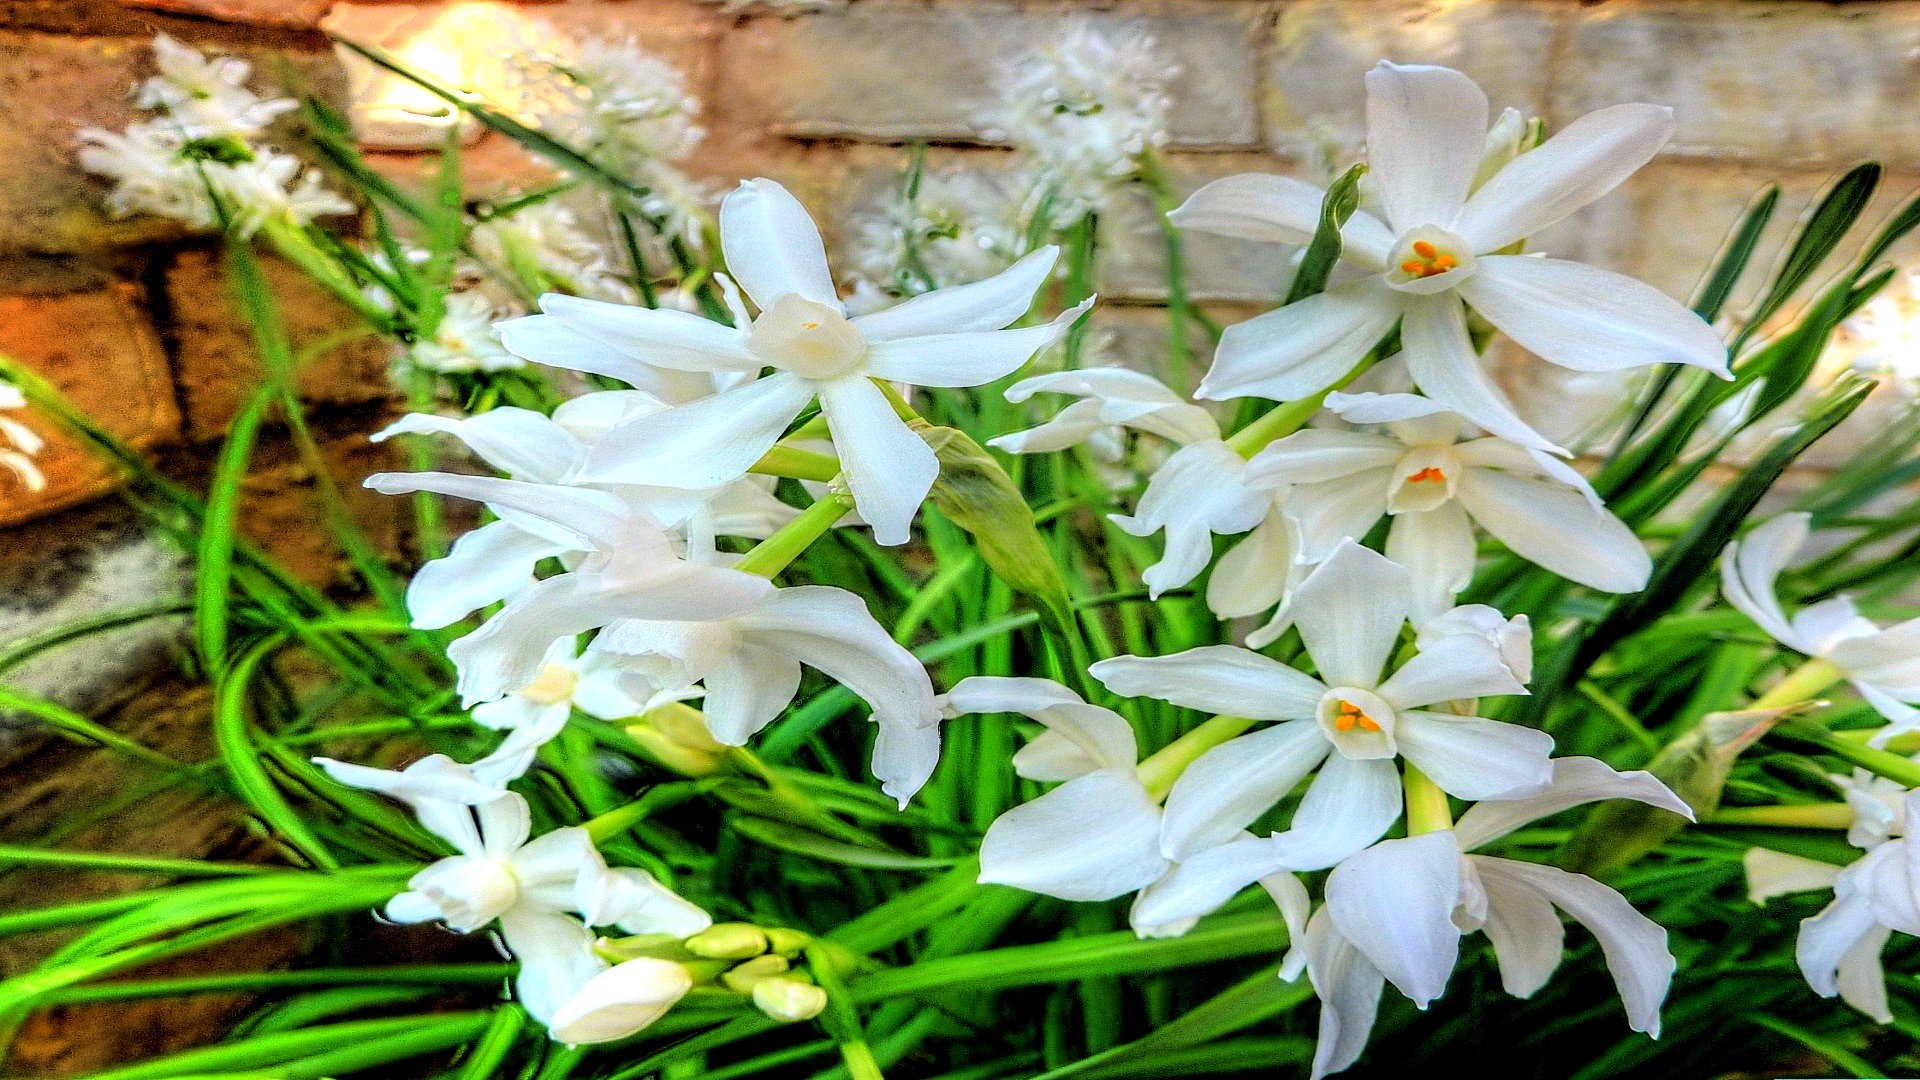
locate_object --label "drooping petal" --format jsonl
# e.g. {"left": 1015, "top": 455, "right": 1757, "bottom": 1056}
{"left": 366, "top": 473, "right": 635, "bottom": 554}
{"left": 700, "top": 643, "right": 805, "bottom": 745}
{"left": 498, "top": 907, "right": 603, "bottom": 1026}
{"left": 1454, "top": 756, "right": 1693, "bottom": 852}
{"left": 852, "top": 246, "right": 1060, "bottom": 340}
{"left": 1242, "top": 429, "right": 1406, "bottom": 486}
{"left": 1283, "top": 473, "right": 1395, "bottom": 563}
{"left": 1160, "top": 722, "right": 1332, "bottom": 860}
{"left": 1378, "top": 634, "right": 1529, "bottom": 711}
{"left": 1456, "top": 104, "right": 1675, "bottom": 253}
{"left": 720, "top": 179, "right": 840, "bottom": 311}
{"left": 1090, "top": 645, "right": 1326, "bottom": 722}
{"left": 1303, "top": 909, "right": 1387, "bottom": 1080}
{"left": 818, "top": 376, "right": 941, "bottom": 546}
{"left": 1363, "top": 61, "right": 1488, "bottom": 233}
{"left": 1717, "top": 513, "right": 1813, "bottom": 653}
{"left": 1109, "top": 441, "right": 1269, "bottom": 597}
{"left": 1471, "top": 857, "right": 1565, "bottom": 998}
{"left": 579, "top": 868, "right": 713, "bottom": 938}
{"left": 1000, "top": 368, "right": 1218, "bottom": 446}
{"left": 1479, "top": 857, "right": 1676, "bottom": 1035}
{"left": 1268, "top": 754, "right": 1403, "bottom": 870}
{"left": 1835, "top": 922, "right": 1896, "bottom": 1025}
{"left": 871, "top": 711, "right": 944, "bottom": 808}
{"left": 1455, "top": 468, "right": 1651, "bottom": 593}
{"left": 575, "top": 372, "right": 816, "bottom": 491}
{"left": 405, "top": 521, "right": 570, "bottom": 630}
{"left": 508, "top": 824, "right": 598, "bottom": 908}
{"left": 1326, "top": 831, "right": 1464, "bottom": 1009}
{"left": 1396, "top": 710, "right": 1554, "bottom": 800}
{"left": 1385, "top": 502, "right": 1477, "bottom": 624}
{"left": 498, "top": 314, "right": 725, "bottom": 401}
{"left": 739, "top": 585, "right": 942, "bottom": 735}
{"left": 547, "top": 957, "right": 693, "bottom": 1045}
{"left": 864, "top": 298, "right": 1094, "bottom": 388}
{"left": 529, "top": 296, "right": 761, "bottom": 373}
{"left": 979, "top": 769, "right": 1168, "bottom": 901}
{"left": 1461, "top": 256, "right": 1729, "bottom": 376}
{"left": 1197, "top": 281, "right": 1403, "bottom": 403}
{"left": 1401, "top": 292, "right": 1564, "bottom": 454}
{"left": 1288, "top": 540, "right": 1410, "bottom": 689}
{"left": 1168, "top": 172, "right": 1394, "bottom": 268}
{"left": 1206, "top": 508, "right": 1299, "bottom": 620}
{"left": 1745, "top": 849, "right": 1843, "bottom": 906}
{"left": 947, "top": 676, "right": 1138, "bottom": 775}
{"left": 1323, "top": 389, "right": 1456, "bottom": 426}
{"left": 1131, "top": 835, "right": 1290, "bottom": 938}
{"left": 375, "top": 408, "right": 584, "bottom": 483}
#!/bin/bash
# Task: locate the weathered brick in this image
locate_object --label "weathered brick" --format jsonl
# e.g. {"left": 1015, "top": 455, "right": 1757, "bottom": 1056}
{"left": 0, "top": 30, "right": 345, "bottom": 254}
{"left": 0, "top": 258, "right": 179, "bottom": 527}
{"left": 114, "top": 0, "right": 336, "bottom": 29}
{"left": 162, "top": 246, "right": 398, "bottom": 442}
{"left": 718, "top": 0, "right": 1263, "bottom": 148}
{"left": 1265, "top": 0, "right": 1564, "bottom": 159}
{"left": 1554, "top": 0, "right": 1920, "bottom": 168}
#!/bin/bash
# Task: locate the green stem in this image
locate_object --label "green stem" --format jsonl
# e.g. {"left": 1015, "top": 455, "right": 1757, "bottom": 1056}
{"left": 1705, "top": 804, "right": 1856, "bottom": 829}
{"left": 1751, "top": 656, "right": 1846, "bottom": 711}
{"left": 1136, "top": 716, "right": 1259, "bottom": 800}
{"left": 1224, "top": 355, "right": 1379, "bottom": 458}
{"left": 1779, "top": 719, "right": 1920, "bottom": 788}
{"left": 733, "top": 492, "right": 854, "bottom": 578}
{"left": 1404, "top": 764, "right": 1452, "bottom": 835}
{"left": 752, "top": 444, "right": 843, "bottom": 483}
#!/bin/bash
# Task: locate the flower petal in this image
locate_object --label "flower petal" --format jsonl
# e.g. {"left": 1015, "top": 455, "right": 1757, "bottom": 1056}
{"left": 1455, "top": 468, "right": 1651, "bottom": 593}
{"left": 1168, "top": 172, "right": 1394, "bottom": 267}
{"left": 979, "top": 768, "right": 1168, "bottom": 901}
{"left": 528, "top": 296, "right": 760, "bottom": 373}
{"left": 1458, "top": 103, "right": 1674, "bottom": 252}
{"left": 1378, "top": 633, "right": 1528, "bottom": 711}
{"left": 701, "top": 644, "right": 804, "bottom": 745}
{"left": 498, "top": 314, "right": 728, "bottom": 400}
{"left": 720, "top": 179, "right": 840, "bottom": 311}
{"left": 1395, "top": 710, "right": 1555, "bottom": 800}
{"left": 1243, "top": 430, "right": 1406, "bottom": 486}
{"left": 1303, "top": 910, "right": 1387, "bottom": 1080}
{"left": 1461, "top": 256, "right": 1729, "bottom": 376}
{"left": 406, "top": 521, "right": 570, "bottom": 630}
{"left": 1109, "top": 441, "right": 1268, "bottom": 597}
{"left": 864, "top": 297, "right": 1094, "bottom": 387}
{"left": 1283, "top": 473, "right": 1394, "bottom": 563}
{"left": 819, "top": 376, "right": 941, "bottom": 545}
{"left": 1131, "top": 835, "right": 1289, "bottom": 938}
{"left": 1289, "top": 540, "right": 1410, "bottom": 689}
{"left": 1470, "top": 858, "right": 1565, "bottom": 998}
{"left": 739, "top": 585, "right": 942, "bottom": 734}
{"left": 1718, "top": 513, "right": 1813, "bottom": 653}
{"left": 1196, "top": 281, "right": 1402, "bottom": 403}
{"left": 853, "top": 246, "right": 1060, "bottom": 340}
{"left": 375, "top": 408, "right": 582, "bottom": 482}
{"left": 547, "top": 957, "right": 692, "bottom": 1045}
{"left": 871, "top": 712, "right": 944, "bottom": 808}
{"left": 1160, "top": 721, "right": 1332, "bottom": 860}
{"left": 1401, "top": 293, "right": 1564, "bottom": 454}
{"left": 1745, "top": 849, "right": 1843, "bottom": 906}
{"left": 1326, "top": 830, "right": 1464, "bottom": 1008}
{"left": 1363, "top": 61, "right": 1488, "bottom": 233}
{"left": 947, "top": 676, "right": 1138, "bottom": 775}
{"left": 1090, "top": 645, "right": 1326, "bottom": 722}
{"left": 1453, "top": 756, "right": 1693, "bottom": 851}
{"left": 576, "top": 372, "right": 816, "bottom": 491}
{"left": 1385, "top": 503, "right": 1477, "bottom": 624}
{"left": 499, "top": 907, "right": 603, "bottom": 1025}
{"left": 1268, "top": 754, "right": 1403, "bottom": 870}
{"left": 1206, "top": 508, "right": 1299, "bottom": 620}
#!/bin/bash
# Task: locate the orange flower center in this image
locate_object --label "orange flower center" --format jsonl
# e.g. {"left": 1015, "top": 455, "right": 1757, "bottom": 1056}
{"left": 1399, "top": 240, "right": 1459, "bottom": 279}
{"left": 1333, "top": 699, "right": 1382, "bottom": 732}
{"left": 1405, "top": 466, "right": 1447, "bottom": 484}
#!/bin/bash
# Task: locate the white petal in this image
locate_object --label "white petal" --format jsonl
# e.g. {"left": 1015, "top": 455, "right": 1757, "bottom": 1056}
{"left": 1830, "top": 620, "right": 1920, "bottom": 694}
{"left": 1326, "top": 831, "right": 1464, "bottom": 1008}
{"left": 701, "top": 644, "right": 804, "bottom": 745}
{"left": 1363, "top": 62, "right": 1487, "bottom": 232}
{"left": 1397, "top": 710, "right": 1553, "bottom": 800}
{"left": 1461, "top": 256, "right": 1729, "bottom": 376}
{"left": 547, "top": 957, "right": 691, "bottom": 1044}
{"left": 1471, "top": 858, "right": 1565, "bottom": 998}
{"left": 1836, "top": 922, "right": 1896, "bottom": 1024}
{"left": 499, "top": 315, "right": 722, "bottom": 398}
{"left": 864, "top": 297, "right": 1094, "bottom": 387}
{"left": 819, "top": 376, "right": 940, "bottom": 546}
{"left": 1242, "top": 430, "right": 1406, "bottom": 486}
{"left": 741, "top": 585, "right": 942, "bottom": 735}
{"left": 1304, "top": 910, "right": 1386, "bottom": 1080}
{"left": 499, "top": 907, "right": 603, "bottom": 1025}
{"left": 1401, "top": 293, "right": 1564, "bottom": 455}
{"left": 1131, "top": 835, "right": 1290, "bottom": 937}
{"left": 575, "top": 372, "right": 816, "bottom": 491}
{"left": 1289, "top": 540, "right": 1411, "bottom": 689}
{"left": 978, "top": 769, "right": 1168, "bottom": 901}
{"left": 1283, "top": 474, "right": 1394, "bottom": 563}
{"left": 1268, "top": 755, "right": 1404, "bottom": 870}
{"left": 871, "top": 712, "right": 944, "bottom": 808}
{"left": 1207, "top": 508, "right": 1299, "bottom": 620}
{"left": 1168, "top": 172, "right": 1394, "bottom": 267}
{"left": 852, "top": 246, "right": 1059, "bottom": 340}
{"left": 366, "top": 473, "right": 635, "bottom": 554}
{"left": 374, "top": 408, "right": 583, "bottom": 483}
{"left": 581, "top": 867, "right": 713, "bottom": 938}
{"left": 1196, "top": 281, "right": 1402, "bottom": 402}
{"left": 1454, "top": 756, "right": 1693, "bottom": 852}
{"left": 406, "top": 521, "right": 569, "bottom": 630}
{"left": 1004, "top": 367, "right": 1186, "bottom": 406}
{"left": 1385, "top": 503, "right": 1477, "bottom": 625}
{"left": 1110, "top": 441, "right": 1269, "bottom": 597}
{"left": 1160, "top": 722, "right": 1332, "bottom": 860}
{"left": 1455, "top": 468, "right": 1651, "bottom": 593}
{"left": 1479, "top": 857, "right": 1675, "bottom": 1035}
{"left": 1323, "top": 390, "right": 1456, "bottom": 426}
{"left": 1745, "top": 849, "right": 1843, "bottom": 905}
{"left": 1718, "top": 513, "right": 1814, "bottom": 654}
{"left": 720, "top": 179, "right": 840, "bottom": 311}
{"left": 1457, "top": 104, "right": 1675, "bottom": 253}
{"left": 1379, "top": 634, "right": 1528, "bottom": 711}
{"left": 947, "top": 676, "right": 1138, "bottom": 774}
{"left": 1089, "top": 645, "right": 1325, "bottom": 722}
{"left": 531, "top": 296, "right": 760, "bottom": 373}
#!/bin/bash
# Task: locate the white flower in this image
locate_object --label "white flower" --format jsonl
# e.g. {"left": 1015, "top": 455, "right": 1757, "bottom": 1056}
{"left": 467, "top": 638, "right": 688, "bottom": 785}
{"left": 847, "top": 168, "right": 1032, "bottom": 294}
{"left": 1721, "top": 513, "right": 1920, "bottom": 741}
{"left": 546, "top": 957, "right": 693, "bottom": 1044}
{"left": 1244, "top": 390, "right": 1649, "bottom": 620}
{"left": 410, "top": 293, "right": 523, "bottom": 373}
{"left": 989, "top": 369, "right": 1299, "bottom": 620}
{"left": 75, "top": 124, "right": 350, "bottom": 236}
{"left": 0, "top": 383, "right": 45, "bottom": 493}
{"left": 370, "top": 393, "right": 795, "bottom": 628}
{"left": 503, "top": 178, "right": 1091, "bottom": 545}
{"left": 1090, "top": 541, "right": 1547, "bottom": 871}
{"left": 471, "top": 201, "right": 635, "bottom": 303}
{"left": 589, "top": 583, "right": 944, "bottom": 806}
{"left": 1301, "top": 757, "right": 1692, "bottom": 1079}
{"left": 136, "top": 34, "right": 297, "bottom": 140}
{"left": 1172, "top": 62, "right": 1726, "bottom": 454}
{"left": 1416, "top": 604, "right": 1533, "bottom": 686}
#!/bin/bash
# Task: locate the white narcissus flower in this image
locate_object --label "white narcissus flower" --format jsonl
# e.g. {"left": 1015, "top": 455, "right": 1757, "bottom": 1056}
{"left": 989, "top": 369, "right": 1302, "bottom": 619}
{"left": 410, "top": 293, "right": 524, "bottom": 374}
{"left": 1171, "top": 62, "right": 1726, "bottom": 454}
{"left": 1721, "top": 513, "right": 1920, "bottom": 742}
{"left": 1244, "top": 390, "right": 1648, "bottom": 623}
{"left": 1303, "top": 757, "right": 1693, "bottom": 1080}
{"left": 137, "top": 34, "right": 298, "bottom": 140}
{"left": 590, "top": 584, "right": 943, "bottom": 806}
{"left": 371, "top": 394, "right": 795, "bottom": 629}
{"left": 1090, "top": 541, "right": 1548, "bottom": 872}
{"left": 467, "top": 638, "right": 690, "bottom": 786}
{"left": 502, "top": 178, "right": 1092, "bottom": 545}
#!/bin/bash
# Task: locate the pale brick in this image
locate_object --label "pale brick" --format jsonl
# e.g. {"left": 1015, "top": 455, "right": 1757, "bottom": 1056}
{"left": 1555, "top": 1, "right": 1920, "bottom": 167}
{"left": 1265, "top": 0, "right": 1563, "bottom": 159}
{"left": 718, "top": 0, "right": 1263, "bottom": 148}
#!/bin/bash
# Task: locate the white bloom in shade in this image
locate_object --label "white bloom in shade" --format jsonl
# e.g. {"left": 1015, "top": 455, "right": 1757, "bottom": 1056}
{"left": 1303, "top": 757, "right": 1693, "bottom": 1079}
{"left": 590, "top": 584, "right": 944, "bottom": 806}
{"left": 136, "top": 34, "right": 297, "bottom": 140}
{"left": 0, "top": 383, "right": 45, "bottom": 493}
{"left": 989, "top": 369, "right": 1300, "bottom": 619}
{"left": 75, "top": 126, "right": 350, "bottom": 237}
{"left": 467, "top": 639, "right": 688, "bottom": 785}
{"left": 1721, "top": 513, "right": 1920, "bottom": 742}
{"left": 212, "top": 151, "right": 354, "bottom": 234}
{"left": 1090, "top": 541, "right": 1548, "bottom": 871}
{"left": 547, "top": 957, "right": 693, "bottom": 1044}
{"left": 505, "top": 178, "right": 1091, "bottom": 545}
{"left": 1244, "top": 390, "right": 1649, "bottom": 620}
{"left": 1171, "top": 63, "right": 1726, "bottom": 454}
{"left": 370, "top": 395, "right": 795, "bottom": 629}
{"left": 471, "top": 201, "right": 635, "bottom": 303}
{"left": 410, "top": 293, "right": 523, "bottom": 373}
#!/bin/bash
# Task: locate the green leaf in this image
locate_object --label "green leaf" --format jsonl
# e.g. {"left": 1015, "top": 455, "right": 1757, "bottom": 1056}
{"left": 730, "top": 816, "right": 957, "bottom": 871}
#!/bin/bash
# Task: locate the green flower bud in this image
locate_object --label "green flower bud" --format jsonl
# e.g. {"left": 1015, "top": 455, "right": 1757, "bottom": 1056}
{"left": 721, "top": 953, "right": 790, "bottom": 994}
{"left": 685, "top": 922, "right": 768, "bottom": 960}
{"left": 751, "top": 976, "right": 827, "bottom": 1023}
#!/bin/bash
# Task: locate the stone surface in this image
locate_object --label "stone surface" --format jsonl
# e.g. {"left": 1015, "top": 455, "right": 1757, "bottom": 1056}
{"left": 1555, "top": 0, "right": 1920, "bottom": 168}
{"left": 718, "top": 0, "right": 1264, "bottom": 148}
{"left": 114, "top": 0, "right": 338, "bottom": 29}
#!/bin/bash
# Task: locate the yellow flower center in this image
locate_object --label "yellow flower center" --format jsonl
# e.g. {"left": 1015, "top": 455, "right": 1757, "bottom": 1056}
{"left": 1399, "top": 239, "right": 1459, "bottom": 279}
{"left": 1333, "top": 698, "right": 1382, "bottom": 732}
{"left": 520, "top": 662, "right": 579, "bottom": 706}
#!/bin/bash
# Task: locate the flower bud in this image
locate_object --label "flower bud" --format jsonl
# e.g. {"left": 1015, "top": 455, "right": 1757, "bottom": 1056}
{"left": 763, "top": 927, "right": 812, "bottom": 956}
{"left": 627, "top": 703, "right": 730, "bottom": 777}
{"left": 751, "top": 976, "right": 827, "bottom": 1023}
{"left": 721, "top": 953, "right": 790, "bottom": 993}
{"left": 547, "top": 957, "right": 692, "bottom": 1045}
{"left": 685, "top": 922, "right": 768, "bottom": 960}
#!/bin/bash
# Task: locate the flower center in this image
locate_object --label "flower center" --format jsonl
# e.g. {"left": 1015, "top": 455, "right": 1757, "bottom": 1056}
{"left": 1316, "top": 686, "right": 1399, "bottom": 760}
{"left": 1386, "top": 446, "right": 1461, "bottom": 514}
{"left": 1384, "top": 226, "right": 1477, "bottom": 294}
{"left": 1400, "top": 241, "right": 1458, "bottom": 279}
{"left": 747, "top": 294, "right": 867, "bottom": 381}
{"left": 520, "top": 662, "right": 579, "bottom": 706}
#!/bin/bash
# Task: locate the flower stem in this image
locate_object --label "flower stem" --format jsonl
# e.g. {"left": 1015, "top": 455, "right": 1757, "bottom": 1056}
{"left": 1704, "top": 803, "right": 1856, "bottom": 829}
{"left": 1751, "top": 656, "right": 1845, "bottom": 711}
{"left": 1224, "top": 355, "right": 1379, "bottom": 458}
{"left": 1136, "top": 715, "right": 1259, "bottom": 800}
{"left": 751, "top": 445, "right": 843, "bottom": 483}
{"left": 1778, "top": 719, "right": 1920, "bottom": 789}
{"left": 1404, "top": 763, "right": 1453, "bottom": 836}
{"left": 734, "top": 492, "right": 854, "bottom": 579}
